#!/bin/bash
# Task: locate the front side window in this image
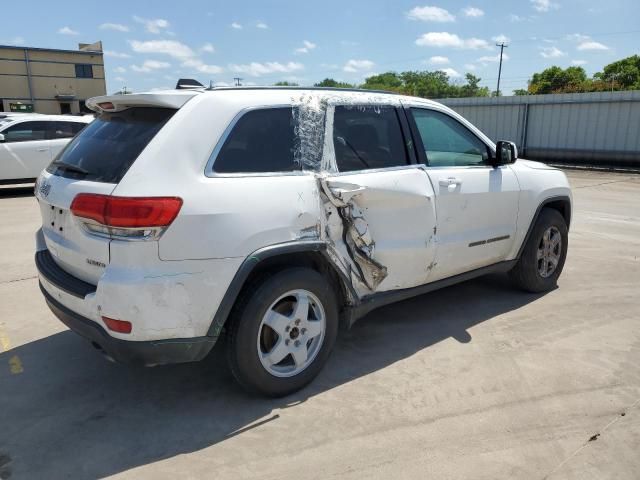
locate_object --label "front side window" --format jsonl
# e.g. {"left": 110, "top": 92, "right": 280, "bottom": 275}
{"left": 333, "top": 105, "right": 408, "bottom": 172}
{"left": 411, "top": 108, "right": 489, "bottom": 167}
{"left": 75, "top": 64, "right": 93, "bottom": 78}
{"left": 53, "top": 121, "right": 86, "bottom": 139}
{"left": 2, "top": 121, "right": 48, "bottom": 142}
{"left": 214, "top": 108, "right": 297, "bottom": 174}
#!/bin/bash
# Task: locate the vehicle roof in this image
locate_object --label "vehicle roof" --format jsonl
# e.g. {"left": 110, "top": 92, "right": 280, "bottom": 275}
{"left": 87, "top": 87, "right": 442, "bottom": 112}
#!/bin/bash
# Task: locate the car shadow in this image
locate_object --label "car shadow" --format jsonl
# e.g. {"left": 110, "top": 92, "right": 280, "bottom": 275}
{"left": 0, "top": 273, "right": 546, "bottom": 479}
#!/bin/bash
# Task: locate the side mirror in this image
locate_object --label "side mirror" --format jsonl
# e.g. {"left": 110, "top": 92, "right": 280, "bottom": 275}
{"left": 0, "top": 133, "right": 5, "bottom": 143}
{"left": 494, "top": 140, "right": 518, "bottom": 166}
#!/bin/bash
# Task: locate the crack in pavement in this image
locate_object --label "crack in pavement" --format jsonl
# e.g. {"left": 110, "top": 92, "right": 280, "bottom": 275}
{"left": 542, "top": 397, "right": 640, "bottom": 479}
{"left": 0, "top": 275, "right": 37, "bottom": 285}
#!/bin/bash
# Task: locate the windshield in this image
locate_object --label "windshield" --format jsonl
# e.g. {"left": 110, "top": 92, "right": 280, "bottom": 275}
{"left": 46, "top": 107, "right": 175, "bottom": 183}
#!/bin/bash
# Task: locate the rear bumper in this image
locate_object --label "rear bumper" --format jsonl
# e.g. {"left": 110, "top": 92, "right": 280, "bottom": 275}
{"left": 40, "top": 283, "right": 216, "bottom": 366}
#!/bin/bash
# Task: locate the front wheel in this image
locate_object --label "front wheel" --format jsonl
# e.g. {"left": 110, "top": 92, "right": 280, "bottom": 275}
{"left": 509, "top": 208, "right": 568, "bottom": 293}
{"left": 227, "top": 268, "right": 338, "bottom": 397}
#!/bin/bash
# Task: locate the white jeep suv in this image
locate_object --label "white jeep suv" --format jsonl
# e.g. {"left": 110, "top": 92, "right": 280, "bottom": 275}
{"left": 34, "top": 87, "right": 571, "bottom": 396}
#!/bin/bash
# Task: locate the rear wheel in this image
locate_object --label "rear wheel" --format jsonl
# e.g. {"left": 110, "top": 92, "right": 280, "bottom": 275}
{"left": 510, "top": 208, "right": 568, "bottom": 293}
{"left": 227, "top": 268, "right": 338, "bottom": 397}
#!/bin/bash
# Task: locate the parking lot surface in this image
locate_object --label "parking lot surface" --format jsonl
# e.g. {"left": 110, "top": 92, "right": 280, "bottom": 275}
{"left": 0, "top": 169, "right": 639, "bottom": 480}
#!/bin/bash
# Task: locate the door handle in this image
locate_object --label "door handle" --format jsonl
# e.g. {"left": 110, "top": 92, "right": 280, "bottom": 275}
{"left": 37, "top": 148, "right": 48, "bottom": 152}
{"left": 439, "top": 177, "right": 462, "bottom": 186}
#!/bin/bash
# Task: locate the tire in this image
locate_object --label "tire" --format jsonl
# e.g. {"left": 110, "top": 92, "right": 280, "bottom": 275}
{"left": 226, "top": 268, "right": 339, "bottom": 397}
{"left": 509, "top": 207, "right": 568, "bottom": 293}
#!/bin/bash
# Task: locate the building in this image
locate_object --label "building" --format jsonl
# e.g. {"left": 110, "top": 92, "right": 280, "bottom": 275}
{"left": 0, "top": 41, "right": 106, "bottom": 114}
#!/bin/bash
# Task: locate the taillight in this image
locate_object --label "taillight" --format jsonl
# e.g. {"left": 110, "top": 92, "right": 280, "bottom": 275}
{"left": 102, "top": 316, "right": 132, "bottom": 334}
{"left": 70, "top": 194, "right": 182, "bottom": 240}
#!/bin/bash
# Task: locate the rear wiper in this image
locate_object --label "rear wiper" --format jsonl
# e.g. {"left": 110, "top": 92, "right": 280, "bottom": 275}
{"left": 51, "top": 162, "right": 89, "bottom": 175}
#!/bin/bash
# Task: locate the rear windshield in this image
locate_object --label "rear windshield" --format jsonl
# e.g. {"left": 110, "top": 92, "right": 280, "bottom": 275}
{"left": 47, "top": 107, "right": 175, "bottom": 183}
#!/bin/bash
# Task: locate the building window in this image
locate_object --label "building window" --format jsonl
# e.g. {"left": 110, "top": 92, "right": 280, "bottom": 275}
{"left": 75, "top": 64, "right": 94, "bottom": 78}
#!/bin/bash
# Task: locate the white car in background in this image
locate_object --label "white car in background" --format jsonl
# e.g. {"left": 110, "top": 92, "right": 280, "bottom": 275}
{"left": 34, "top": 87, "right": 572, "bottom": 396}
{"left": 0, "top": 114, "right": 93, "bottom": 184}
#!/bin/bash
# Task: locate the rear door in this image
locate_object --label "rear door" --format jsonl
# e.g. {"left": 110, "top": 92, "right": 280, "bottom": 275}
{"left": 0, "top": 120, "right": 51, "bottom": 181}
{"left": 407, "top": 106, "right": 520, "bottom": 280}
{"left": 323, "top": 104, "right": 437, "bottom": 292}
{"left": 36, "top": 107, "right": 176, "bottom": 284}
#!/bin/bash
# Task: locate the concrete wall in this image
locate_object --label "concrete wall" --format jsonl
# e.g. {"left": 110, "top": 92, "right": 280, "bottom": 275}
{"left": 0, "top": 45, "right": 106, "bottom": 115}
{"left": 439, "top": 91, "right": 640, "bottom": 166}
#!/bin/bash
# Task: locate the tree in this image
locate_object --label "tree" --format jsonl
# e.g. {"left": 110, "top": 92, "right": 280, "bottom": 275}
{"left": 314, "top": 78, "right": 355, "bottom": 88}
{"left": 513, "top": 89, "right": 529, "bottom": 96}
{"left": 528, "top": 66, "right": 588, "bottom": 94}
{"left": 273, "top": 81, "right": 299, "bottom": 86}
{"left": 594, "top": 55, "right": 640, "bottom": 90}
{"left": 460, "top": 74, "right": 490, "bottom": 97}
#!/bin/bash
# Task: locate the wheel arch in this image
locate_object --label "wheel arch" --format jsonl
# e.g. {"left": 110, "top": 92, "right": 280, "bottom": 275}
{"left": 517, "top": 195, "right": 572, "bottom": 259}
{"left": 207, "top": 241, "right": 357, "bottom": 337}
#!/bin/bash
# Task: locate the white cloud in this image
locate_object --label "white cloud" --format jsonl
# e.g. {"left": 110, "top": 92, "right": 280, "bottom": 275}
{"left": 463, "top": 7, "right": 484, "bottom": 17}
{"left": 231, "top": 22, "right": 242, "bottom": 29}
{"left": 214, "top": 81, "right": 232, "bottom": 87}
{"left": 230, "top": 61, "right": 304, "bottom": 77}
{"left": 99, "top": 23, "right": 129, "bottom": 32}
{"left": 571, "top": 59, "right": 587, "bottom": 66}
{"left": 428, "top": 55, "right": 450, "bottom": 65}
{"left": 492, "top": 34, "right": 510, "bottom": 43}
{"left": 114, "top": 76, "right": 126, "bottom": 82}
{"left": 4, "top": 36, "right": 25, "bottom": 45}
{"left": 200, "top": 43, "right": 215, "bottom": 53}
{"left": 182, "top": 58, "right": 223, "bottom": 74}
{"left": 131, "top": 60, "right": 171, "bottom": 73}
{"left": 295, "top": 40, "right": 317, "bottom": 54}
{"left": 129, "top": 39, "right": 195, "bottom": 59}
{"left": 509, "top": 14, "right": 525, "bottom": 22}
{"left": 256, "top": 21, "right": 269, "bottom": 29}
{"left": 441, "top": 67, "right": 461, "bottom": 78}
{"left": 416, "top": 32, "right": 489, "bottom": 49}
{"left": 58, "top": 26, "right": 79, "bottom": 35}
{"left": 540, "top": 46, "right": 566, "bottom": 58}
{"left": 577, "top": 40, "right": 609, "bottom": 51}
{"left": 531, "top": 0, "right": 559, "bottom": 12}
{"left": 114, "top": 66, "right": 127, "bottom": 73}
{"left": 477, "top": 53, "right": 510, "bottom": 65}
{"left": 566, "top": 33, "right": 590, "bottom": 42}
{"left": 133, "top": 16, "right": 170, "bottom": 34}
{"left": 407, "top": 6, "right": 455, "bottom": 22}
{"left": 343, "top": 59, "right": 375, "bottom": 72}
{"left": 104, "top": 50, "right": 131, "bottom": 58}
{"left": 464, "top": 63, "right": 477, "bottom": 71}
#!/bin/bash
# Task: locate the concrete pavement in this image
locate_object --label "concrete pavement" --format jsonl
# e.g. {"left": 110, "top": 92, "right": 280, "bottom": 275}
{"left": 0, "top": 170, "right": 639, "bottom": 479}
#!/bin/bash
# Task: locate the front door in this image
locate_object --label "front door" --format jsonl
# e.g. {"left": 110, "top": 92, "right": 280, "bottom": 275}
{"left": 408, "top": 106, "right": 520, "bottom": 281}
{"left": 0, "top": 120, "right": 51, "bottom": 181}
{"left": 323, "top": 104, "right": 437, "bottom": 293}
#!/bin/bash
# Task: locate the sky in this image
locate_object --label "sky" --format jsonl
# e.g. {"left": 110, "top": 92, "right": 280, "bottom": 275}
{"left": 2, "top": 0, "right": 639, "bottom": 95}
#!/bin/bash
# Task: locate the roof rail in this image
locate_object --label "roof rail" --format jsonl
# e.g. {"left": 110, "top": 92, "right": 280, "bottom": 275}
{"left": 206, "top": 86, "right": 404, "bottom": 96}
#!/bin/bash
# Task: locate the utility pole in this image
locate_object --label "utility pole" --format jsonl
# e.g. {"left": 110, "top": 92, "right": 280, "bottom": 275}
{"left": 233, "top": 77, "right": 243, "bottom": 86}
{"left": 495, "top": 42, "right": 508, "bottom": 97}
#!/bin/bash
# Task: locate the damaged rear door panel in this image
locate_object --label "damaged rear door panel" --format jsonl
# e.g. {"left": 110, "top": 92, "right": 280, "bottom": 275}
{"left": 321, "top": 167, "right": 437, "bottom": 293}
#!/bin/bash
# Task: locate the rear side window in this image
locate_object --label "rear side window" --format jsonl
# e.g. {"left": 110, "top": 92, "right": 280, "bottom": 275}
{"left": 333, "top": 105, "right": 408, "bottom": 172}
{"left": 53, "top": 121, "right": 86, "bottom": 139}
{"left": 47, "top": 108, "right": 175, "bottom": 183}
{"left": 213, "top": 108, "right": 297, "bottom": 173}
{"left": 3, "top": 121, "right": 48, "bottom": 142}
